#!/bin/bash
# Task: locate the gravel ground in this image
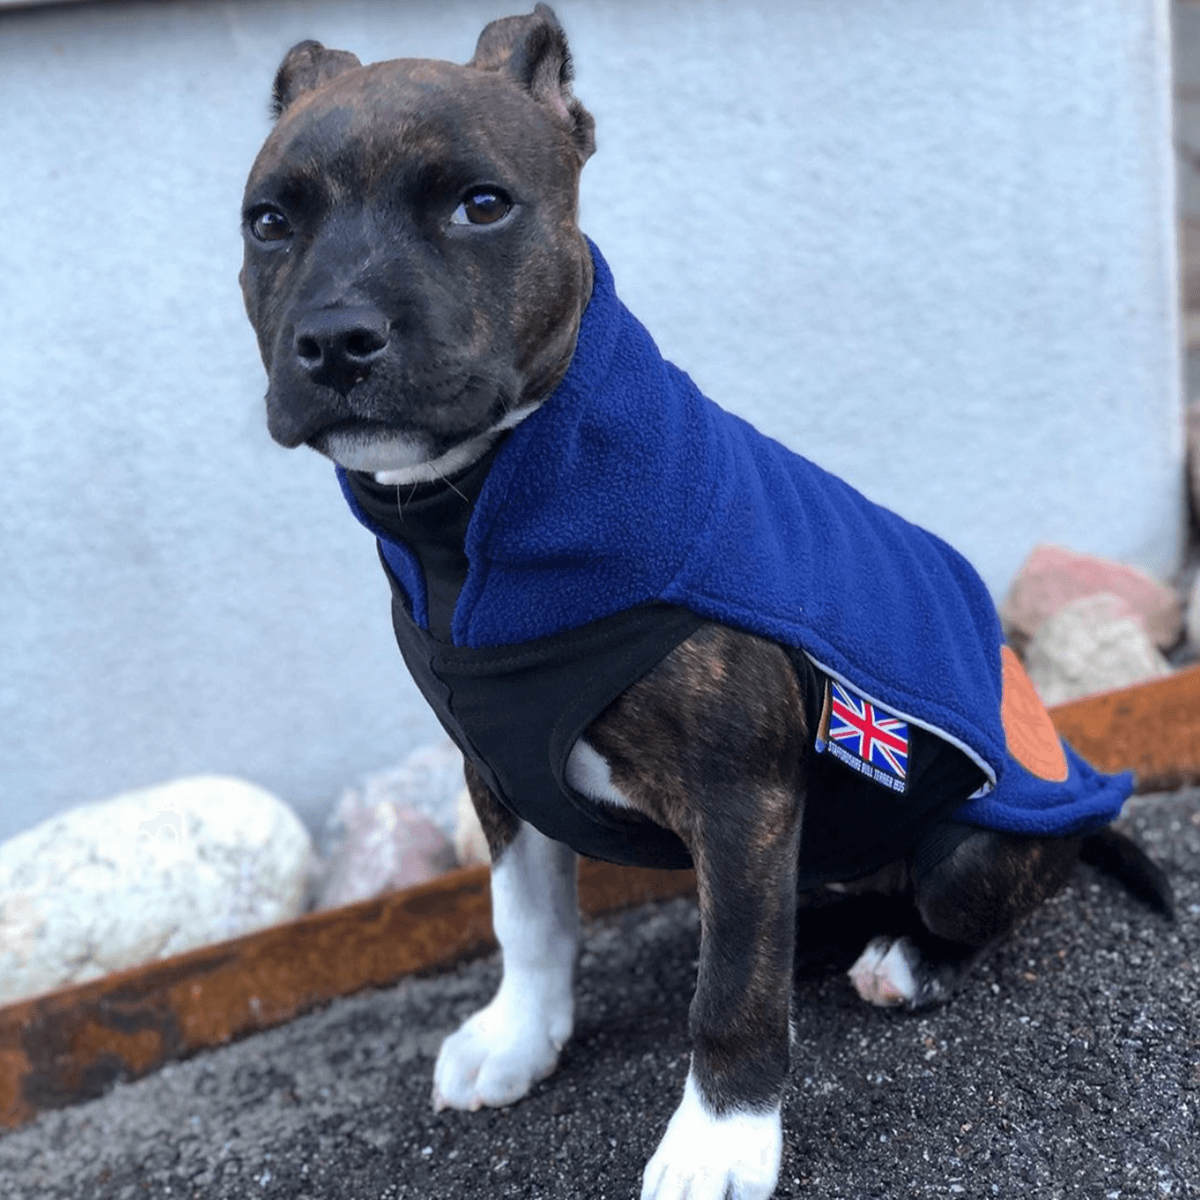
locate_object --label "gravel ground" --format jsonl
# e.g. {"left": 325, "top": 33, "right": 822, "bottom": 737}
{"left": 1, "top": 789, "right": 1197, "bottom": 1200}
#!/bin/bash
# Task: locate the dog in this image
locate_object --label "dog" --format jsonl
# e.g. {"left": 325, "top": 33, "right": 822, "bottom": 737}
{"left": 239, "top": 9, "right": 1172, "bottom": 1198}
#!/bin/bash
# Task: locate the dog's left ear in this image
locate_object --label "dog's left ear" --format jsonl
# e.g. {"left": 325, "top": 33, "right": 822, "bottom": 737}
{"left": 270, "top": 40, "right": 362, "bottom": 119}
{"left": 469, "top": 4, "right": 595, "bottom": 164}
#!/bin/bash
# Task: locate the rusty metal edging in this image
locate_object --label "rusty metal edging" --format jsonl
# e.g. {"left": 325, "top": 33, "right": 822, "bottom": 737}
{"left": 0, "top": 859, "right": 695, "bottom": 1131}
{"left": 1048, "top": 662, "right": 1200, "bottom": 792}
{"left": 1, "top": 664, "right": 1198, "bottom": 1132}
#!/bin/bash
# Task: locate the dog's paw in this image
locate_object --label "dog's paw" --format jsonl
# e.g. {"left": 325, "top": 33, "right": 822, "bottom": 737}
{"left": 432, "top": 978, "right": 570, "bottom": 1111}
{"left": 849, "top": 931, "right": 912, "bottom": 1008}
{"left": 849, "top": 935, "right": 970, "bottom": 1010}
{"left": 848, "top": 936, "right": 920, "bottom": 1007}
{"left": 641, "top": 1072, "right": 781, "bottom": 1200}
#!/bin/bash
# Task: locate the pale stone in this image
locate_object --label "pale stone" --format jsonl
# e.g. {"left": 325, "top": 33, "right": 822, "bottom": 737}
{"left": 315, "top": 794, "right": 457, "bottom": 910}
{"left": 0, "top": 776, "right": 315, "bottom": 1005}
{"left": 1024, "top": 593, "right": 1172, "bottom": 707}
{"left": 454, "top": 787, "right": 490, "bottom": 868}
{"left": 330, "top": 740, "right": 465, "bottom": 845}
{"left": 1001, "top": 543, "right": 1183, "bottom": 651}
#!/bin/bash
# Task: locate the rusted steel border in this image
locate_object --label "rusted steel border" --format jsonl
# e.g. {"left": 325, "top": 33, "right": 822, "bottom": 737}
{"left": 1050, "top": 662, "right": 1200, "bottom": 792}
{"left": 0, "top": 860, "right": 695, "bottom": 1131}
{"left": 1, "top": 663, "right": 1197, "bottom": 1133}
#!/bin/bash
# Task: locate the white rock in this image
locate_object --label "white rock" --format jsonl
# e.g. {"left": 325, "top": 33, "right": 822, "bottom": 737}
{"left": 0, "top": 776, "right": 314, "bottom": 1005}
{"left": 1024, "top": 592, "right": 1172, "bottom": 707}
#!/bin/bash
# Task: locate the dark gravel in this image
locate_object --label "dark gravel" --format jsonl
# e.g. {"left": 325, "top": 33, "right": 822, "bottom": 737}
{"left": 1, "top": 789, "right": 1197, "bottom": 1200}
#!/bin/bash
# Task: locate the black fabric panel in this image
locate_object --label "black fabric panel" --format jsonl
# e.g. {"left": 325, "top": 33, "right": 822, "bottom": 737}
{"left": 383, "top": 555, "right": 702, "bottom": 869}
{"left": 793, "top": 652, "right": 987, "bottom": 889}
{"left": 344, "top": 441, "right": 504, "bottom": 642}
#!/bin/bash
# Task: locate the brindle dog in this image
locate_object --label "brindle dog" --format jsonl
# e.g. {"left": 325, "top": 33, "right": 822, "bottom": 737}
{"left": 239, "top": 10, "right": 1171, "bottom": 1199}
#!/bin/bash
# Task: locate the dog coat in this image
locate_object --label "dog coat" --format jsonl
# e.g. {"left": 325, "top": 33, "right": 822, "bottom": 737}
{"left": 337, "top": 242, "right": 1132, "bottom": 873}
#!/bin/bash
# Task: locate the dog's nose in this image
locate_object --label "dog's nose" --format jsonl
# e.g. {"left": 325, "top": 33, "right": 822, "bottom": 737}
{"left": 293, "top": 307, "right": 390, "bottom": 394}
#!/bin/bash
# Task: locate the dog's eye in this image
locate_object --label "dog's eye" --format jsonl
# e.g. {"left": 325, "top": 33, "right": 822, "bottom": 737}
{"left": 249, "top": 207, "right": 293, "bottom": 243}
{"left": 450, "top": 188, "right": 512, "bottom": 227}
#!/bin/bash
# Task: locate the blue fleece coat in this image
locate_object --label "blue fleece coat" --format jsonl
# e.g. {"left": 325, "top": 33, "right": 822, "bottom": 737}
{"left": 339, "top": 242, "right": 1131, "bottom": 838}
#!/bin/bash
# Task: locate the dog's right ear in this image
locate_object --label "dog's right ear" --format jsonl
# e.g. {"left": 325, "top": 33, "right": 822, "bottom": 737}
{"left": 270, "top": 40, "right": 362, "bottom": 119}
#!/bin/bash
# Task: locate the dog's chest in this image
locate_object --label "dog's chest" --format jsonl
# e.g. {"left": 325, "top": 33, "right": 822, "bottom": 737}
{"left": 343, "top": 464, "right": 985, "bottom": 883}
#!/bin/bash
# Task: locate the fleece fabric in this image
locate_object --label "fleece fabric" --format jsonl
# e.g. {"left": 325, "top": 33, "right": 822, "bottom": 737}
{"left": 337, "top": 241, "right": 1131, "bottom": 839}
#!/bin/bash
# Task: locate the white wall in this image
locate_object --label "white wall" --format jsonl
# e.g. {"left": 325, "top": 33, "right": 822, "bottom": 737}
{"left": 0, "top": 0, "right": 1183, "bottom": 842}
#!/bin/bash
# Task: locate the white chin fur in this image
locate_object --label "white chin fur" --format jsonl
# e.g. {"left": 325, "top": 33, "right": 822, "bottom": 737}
{"left": 324, "top": 430, "right": 429, "bottom": 476}
{"left": 325, "top": 403, "right": 542, "bottom": 486}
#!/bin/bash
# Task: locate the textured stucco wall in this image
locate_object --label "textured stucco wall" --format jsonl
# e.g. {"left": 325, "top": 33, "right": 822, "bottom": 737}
{"left": 0, "top": 0, "right": 1182, "bottom": 841}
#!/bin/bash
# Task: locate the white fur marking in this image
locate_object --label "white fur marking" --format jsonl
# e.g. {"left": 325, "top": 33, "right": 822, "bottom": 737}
{"left": 642, "top": 1068, "right": 782, "bottom": 1200}
{"left": 565, "top": 739, "right": 635, "bottom": 809}
{"left": 371, "top": 437, "right": 486, "bottom": 485}
{"left": 491, "top": 400, "right": 543, "bottom": 433}
{"left": 325, "top": 429, "right": 428, "bottom": 475}
{"left": 848, "top": 935, "right": 918, "bottom": 1007}
{"left": 330, "top": 402, "right": 543, "bottom": 484}
{"left": 433, "top": 824, "right": 578, "bottom": 1111}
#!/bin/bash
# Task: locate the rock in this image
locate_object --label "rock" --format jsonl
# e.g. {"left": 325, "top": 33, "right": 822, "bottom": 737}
{"left": 1023, "top": 593, "right": 1172, "bottom": 707}
{"left": 325, "top": 740, "right": 465, "bottom": 849}
{"left": 0, "top": 776, "right": 314, "bottom": 1005}
{"left": 1001, "top": 543, "right": 1183, "bottom": 652}
{"left": 315, "top": 794, "right": 457, "bottom": 910}
{"left": 454, "top": 787, "right": 490, "bottom": 868}
{"left": 314, "top": 738, "right": 469, "bottom": 908}
{"left": 1187, "top": 401, "right": 1200, "bottom": 523}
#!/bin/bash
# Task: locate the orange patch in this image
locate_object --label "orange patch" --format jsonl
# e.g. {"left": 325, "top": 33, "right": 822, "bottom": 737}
{"left": 1000, "top": 645, "right": 1068, "bottom": 782}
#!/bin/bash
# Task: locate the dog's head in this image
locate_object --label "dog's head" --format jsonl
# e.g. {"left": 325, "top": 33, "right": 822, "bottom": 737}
{"left": 240, "top": 5, "right": 594, "bottom": 481}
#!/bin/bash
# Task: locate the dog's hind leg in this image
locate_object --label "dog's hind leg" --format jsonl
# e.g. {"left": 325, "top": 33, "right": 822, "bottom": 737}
{"left": 433, "top": 762, "right": 578, "bottom": 1110}
{"left": 849, "top": 825, "right": 1081, "bottom": 1010}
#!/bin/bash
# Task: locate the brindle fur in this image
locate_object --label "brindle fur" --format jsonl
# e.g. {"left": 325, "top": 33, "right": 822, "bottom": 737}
{"left": 241, "top": 31, "right": 593, "bottom": 459}
{"left": 463, "top": 759, "right": 521, "bottom": 861}
{"left": 462, "top": 615, "right": 1147, "bottom": 1108}
{"left": 244, "top": 10, "right": 1172, "bottom": 1194}
{"left": 588, "top": 624, "right": 806, "bottom": 1111}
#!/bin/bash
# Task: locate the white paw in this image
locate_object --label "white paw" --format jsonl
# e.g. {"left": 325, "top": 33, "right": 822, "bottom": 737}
{"left": 641, "top": 1070, "right": 781, "bottom": 1200}
{"left": 432, "top": 972, "right": 571, "bottom": 1111}
{"left": 848, "top": 936, "right": 918, "bottom": 1007}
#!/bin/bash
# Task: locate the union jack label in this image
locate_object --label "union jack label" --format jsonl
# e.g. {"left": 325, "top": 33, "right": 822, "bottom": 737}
{"left": 817, "top": 680, "right": 909, "bottom": 794}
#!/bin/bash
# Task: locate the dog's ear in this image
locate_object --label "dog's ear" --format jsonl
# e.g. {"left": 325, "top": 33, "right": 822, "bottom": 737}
{"left": 270, "top": 40, "right": 362, "bottom": 119}
{"left": 468, "top": 4, "right": 595, "bottom": 164}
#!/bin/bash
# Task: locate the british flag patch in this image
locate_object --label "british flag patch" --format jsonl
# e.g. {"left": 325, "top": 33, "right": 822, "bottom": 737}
{"left": 818, "top": 680, "right": 910, "bottom": 793}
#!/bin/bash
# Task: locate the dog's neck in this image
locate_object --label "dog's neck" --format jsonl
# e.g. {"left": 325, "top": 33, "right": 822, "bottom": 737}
{"left": 347, "top": 437, "right": 507, "bottom": 641}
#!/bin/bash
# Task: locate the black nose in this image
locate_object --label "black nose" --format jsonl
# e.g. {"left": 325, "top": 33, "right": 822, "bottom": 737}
{"left": 293, "top": 307, "right": 390, "bottom": 394}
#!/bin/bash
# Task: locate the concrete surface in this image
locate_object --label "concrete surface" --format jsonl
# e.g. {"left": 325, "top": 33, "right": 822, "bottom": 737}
{"left": 0, "top": 788, "right": 1196, "bottom": 1199}
{"left": 0, "top": 0, "right": 1182, "bottom": 845}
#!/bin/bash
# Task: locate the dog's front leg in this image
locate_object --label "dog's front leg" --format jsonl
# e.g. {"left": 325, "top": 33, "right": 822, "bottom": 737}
{"left": 583, "top": 627, "right": 807, "bottom": 1200}
{"left": 640, "top": 797, "right": 800, "bottom": 1200}
{"left": 433, "top": 763, "right": 578, "bottom": 1111}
